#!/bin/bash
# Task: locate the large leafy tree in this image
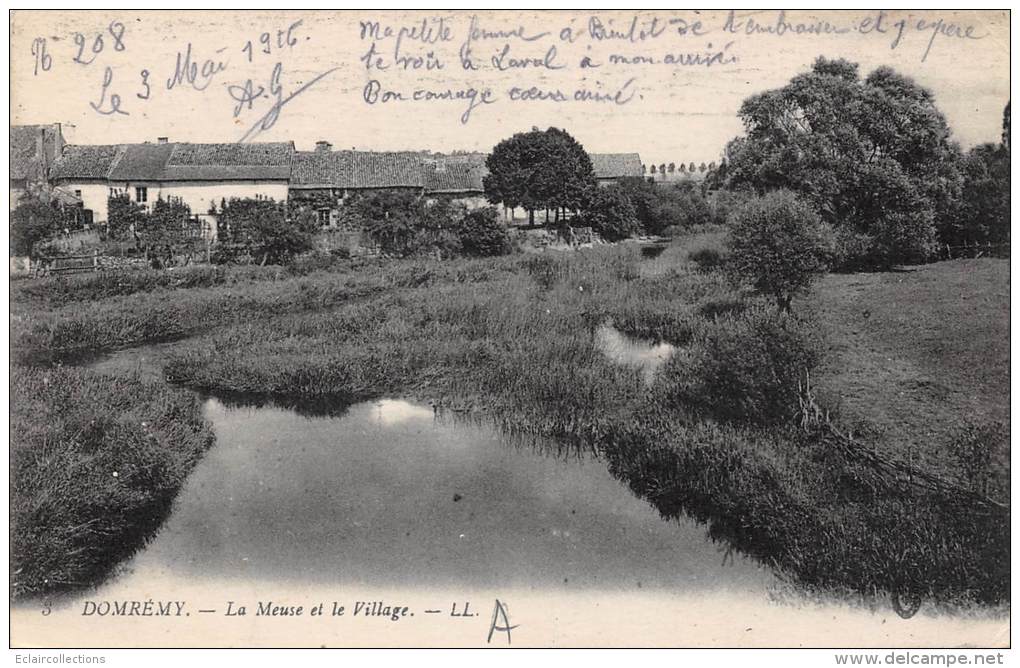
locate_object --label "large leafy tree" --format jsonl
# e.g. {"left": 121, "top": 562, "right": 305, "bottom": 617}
{"left": 955, "top": 144, "right": 1009, "bottom": 245}
{"left": 949, "top": 102, "right": 1010, "bottom": 247}
{"left": 722, "top": 57, "right": 963, "bottom": 267}
{"left": 483, "top": 127, "right": 596, "bottom": 225}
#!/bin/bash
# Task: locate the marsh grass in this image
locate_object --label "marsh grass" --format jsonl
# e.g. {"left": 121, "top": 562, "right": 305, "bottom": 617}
{"left": 10, "top": 366, "right": 214, "bottom": 599}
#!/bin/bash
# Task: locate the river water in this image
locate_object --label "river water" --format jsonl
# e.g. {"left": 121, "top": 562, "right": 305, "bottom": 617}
{"left": 11, "top": 334, "right": 1008, "bottom": 647}
{"left": 75, "top": 335, "right": 768, "bottom": 592}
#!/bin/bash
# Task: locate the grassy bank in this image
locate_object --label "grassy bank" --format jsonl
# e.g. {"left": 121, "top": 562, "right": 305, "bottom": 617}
{"left": 10, "top": 366, "right": 215, "bottom": 599}
{"left": 11, "top": 238, "right": 1009, "bottom": 606}
{"left": 808, "top": 259, "right": 1010, "bottom": 484}
{"left": 10, "top": 257, "right": 527, "bottom": 363}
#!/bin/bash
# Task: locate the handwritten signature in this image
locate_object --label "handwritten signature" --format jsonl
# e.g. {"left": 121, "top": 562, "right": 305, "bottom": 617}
{"left": 229, "top": 63, "right": 340, "bottom": 143}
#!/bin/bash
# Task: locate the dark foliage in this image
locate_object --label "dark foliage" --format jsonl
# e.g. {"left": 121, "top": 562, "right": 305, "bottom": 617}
{"left": 106, "top": 193, "right": 148, "bottom": 243}
{"left": 654, "top": 305, "right": 822, "bottom": 424}
{"left": 456, "top": 207, "right": 512, "bottom": 257}
{"left": 215, "top": 197, "right": 317, "bottom": 265}
{"left": 721, "top": 57, "right": 964, "bottom": 267}
{"left": 10, "top": 199, "right": 64, "bottom": 257}
{"left": 484, "top": 127, "right": 596, "bottom": 224}
{"left": 11, "top": 366, "right": 214, "bottom": 598}
{"left": 579, "top": 184, "right": 640, "bottom": 242}
{"left": 136, "top": 196, "right": 201, "bottom": 266}
{"left": 945, "top": 143, "right": 1010, "bottom": 247}
{"left": 726, "top": 191, "right": 828, "bottom": 311}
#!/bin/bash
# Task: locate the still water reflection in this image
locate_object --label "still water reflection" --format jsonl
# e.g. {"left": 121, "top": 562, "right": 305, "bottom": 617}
{"left": 595, "top": 323, "right": 675, "bottom": 383}
{"left": 103, "top": 396, "right": 769, "bottom": 593}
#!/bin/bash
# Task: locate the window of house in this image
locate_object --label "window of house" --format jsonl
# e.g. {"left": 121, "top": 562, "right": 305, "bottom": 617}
{"left": 318, "top": 209, "right": 330, "bottom": 226}
{"left": 135, "top": 187, "right": 147, "bottom": 203}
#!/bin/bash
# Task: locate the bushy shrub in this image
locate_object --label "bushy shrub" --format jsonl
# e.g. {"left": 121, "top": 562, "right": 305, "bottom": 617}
{"left": 580, "top": 184, "right": 640, "bottom": 241}
{"left": 868, "top": 208, "right": 938, "bottom": 268}
{"left": 818, "top": 223, "right": 875, "bottom": 272}
{"left": 616, "top": 178, "right": 714, "bottom": 235}
{"left": 664, "top": 184, "right": 714, "bottom": 230}
{"left": 10, "top": 199, "right": 62, "bottom": 257}
{"left": 136, "top": 196, "right": 201, "bottom": 267}
{"left": 415, "top": 198, "right": 468, "bottom": 259}
{"left": 354, "top": 191, "right": 426, "bottom": 257}
{"left": 689, "top": 246, "right": 724, "bottom": 271}
{"left": 726, "top": 191, "right": 828, "bottom": 311}
{"left": 457, "top": 207, "right": 511, "bottom": 257}
{"left": 216, "top": 198, "right": 317, "bottom": 265}
{"left": 655, "top": 305, "right": 822, "bottom": 424}
{"left": 708, "top": 189, "right": 754, "bottom": 226}
{"left": 106, "top": 193, "right": 147, "bottom": 242}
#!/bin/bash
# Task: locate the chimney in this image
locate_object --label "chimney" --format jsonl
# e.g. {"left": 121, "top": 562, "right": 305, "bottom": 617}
{"left": 315, "top": 140, "right": 333, "bottom": 153}
{"left": 157, "top": 136, "right": 169, "bottom": 144}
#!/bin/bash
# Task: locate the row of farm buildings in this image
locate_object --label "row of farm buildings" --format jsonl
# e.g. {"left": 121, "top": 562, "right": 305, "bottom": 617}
{"left": 11, "top": 124, "right": 645, "bottom": 231}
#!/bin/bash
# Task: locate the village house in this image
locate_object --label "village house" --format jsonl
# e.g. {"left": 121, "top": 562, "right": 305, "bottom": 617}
{"left": 589, "top": 153, "right": 644, "bottom": 186}
{"left": 40, "top": 137, "right": 646, "bottom": 234}
{"left": 49, "top": 138, "right": 294, "bottom": 233}
{"left": 289, "top": 142, "right": 425, "bottom": 227}
{"left": 47, "top": 144, "right": 122, "bottom": 225}
{"left": 10, "top": 123, "right": 66, "bottom": 211}
{"left": 421, "top": 152, "right": 490, "bottom": 210}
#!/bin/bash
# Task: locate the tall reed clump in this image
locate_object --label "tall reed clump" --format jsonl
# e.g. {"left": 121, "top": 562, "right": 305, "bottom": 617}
{"left": 10, "top": 366, "right": 214, "bottom": 599}
{"left": 653, "top": 304, "right": 824, "bottom": 424}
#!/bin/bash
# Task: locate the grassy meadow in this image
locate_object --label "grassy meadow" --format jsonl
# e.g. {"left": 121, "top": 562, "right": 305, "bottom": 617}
{"left": 808, "top": 260, "right": 1010, "bottom": 480}
{"left": 9, "top": 230, "right": 1010, "bottom": 606}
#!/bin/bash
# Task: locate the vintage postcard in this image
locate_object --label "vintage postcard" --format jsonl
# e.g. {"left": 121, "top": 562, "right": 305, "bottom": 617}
{"left": 7, "top": 8, "right": 1010, "bottom": 652}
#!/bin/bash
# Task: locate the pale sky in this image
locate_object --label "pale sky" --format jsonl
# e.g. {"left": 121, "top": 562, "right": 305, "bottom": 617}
{"left": 10, "top": 10, "right": 1010, "bottom": 166}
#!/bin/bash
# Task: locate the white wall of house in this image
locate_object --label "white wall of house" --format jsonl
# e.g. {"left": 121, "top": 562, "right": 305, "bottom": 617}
{"left": 112, "top": 180, "right": 290, "bottom": 215}
{"left": 425, "top": 194, "right": 489, "bottom": 211}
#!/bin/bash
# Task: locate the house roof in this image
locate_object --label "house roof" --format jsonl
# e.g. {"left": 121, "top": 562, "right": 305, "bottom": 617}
{"left": 291, "top": 151, "right": 424, "bottom": 189}
{"left": 47, "top": 141, "right": 644, "bottom": 190}
{"left": 164, "top": 142, "right": 294, "bottom": 180}
{"left": 590, "top": 153, "right": 643, "bottom": 179}
{"left": 422, "top": 153, "right": 488, "bottom": 193}
{"left": 107, "top": 143, "right": 176, "bottom": 181}
{"left": 11, "top": 124, "right": 63, "bottom": 181}
{"left": 50, "top": 144, "right": 124, "bottom": 181}
{"left": 54, "top": 142, "right": 294, "bottom": 182}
